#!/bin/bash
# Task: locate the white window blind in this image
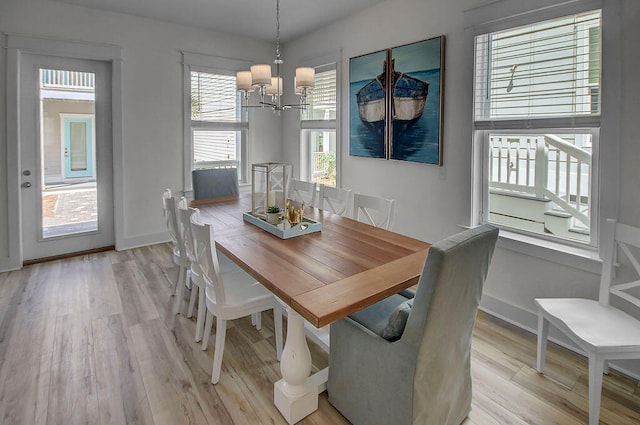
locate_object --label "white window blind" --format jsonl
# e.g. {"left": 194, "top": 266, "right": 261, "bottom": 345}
{"left": 303, "top": 68, "right": 336, "bottom": 121}
{"left": 474, "top": 10, "right": 601, "bottom": 122}
{"left": 191, "top": 72, "right": 240, "bottom": 122}
{"left": 192, "top": 130, "right": 238, "bottom": 163}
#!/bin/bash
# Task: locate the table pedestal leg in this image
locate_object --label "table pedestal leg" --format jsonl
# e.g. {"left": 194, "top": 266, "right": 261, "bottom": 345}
{"left": 274, "top": 306, "right": 317, "bottom": 424}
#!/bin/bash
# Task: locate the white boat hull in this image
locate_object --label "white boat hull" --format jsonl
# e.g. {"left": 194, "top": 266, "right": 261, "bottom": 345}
{"left": 393, "top": 96, "right": 426, "bottom": 121}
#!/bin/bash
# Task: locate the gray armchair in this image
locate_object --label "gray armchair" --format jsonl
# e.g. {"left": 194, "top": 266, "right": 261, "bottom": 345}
{"left": 191, "top": 167, "right": 239, "bottom": 201}
{"left": 328, "top": 225, "right": 499, "bottom": 425}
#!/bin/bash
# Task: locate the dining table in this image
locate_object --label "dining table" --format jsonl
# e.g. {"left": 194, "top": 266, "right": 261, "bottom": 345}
{"left": 193, "top": 194, "right": 430, "bottom": 424}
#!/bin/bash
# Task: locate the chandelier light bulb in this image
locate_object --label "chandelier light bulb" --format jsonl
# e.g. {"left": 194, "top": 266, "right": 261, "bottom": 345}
{"left": 266, "top": 77, "right": 283, "bottom": 96}
{"left": 236, "top": 71, "right": 254, "bottom": 92}
{"left": 295, "top": 67, "right": 315, "bottom": 89}
{"left": 251, "top": 64, "right": 272, "bottom": 87}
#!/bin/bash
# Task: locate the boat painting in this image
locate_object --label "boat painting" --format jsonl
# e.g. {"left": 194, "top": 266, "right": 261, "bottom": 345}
{"left": 355, "top": 62, "right": 429, "bottom": 127}
{"left": 349, "top": 36, "right": 444, "bottom": 164}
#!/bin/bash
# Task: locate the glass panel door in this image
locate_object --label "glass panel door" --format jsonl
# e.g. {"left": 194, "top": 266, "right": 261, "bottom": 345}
{"left": 40, "top": 69, "right": 98, "bottom": 238}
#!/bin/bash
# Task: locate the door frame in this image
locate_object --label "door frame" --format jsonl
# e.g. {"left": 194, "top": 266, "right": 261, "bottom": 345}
{"left": 5, "top": 35, "right": 124, "bottom": 270}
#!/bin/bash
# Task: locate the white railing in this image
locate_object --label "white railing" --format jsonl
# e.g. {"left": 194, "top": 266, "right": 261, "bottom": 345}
{"left": 40, "top": 69, "right": 95, "bottom": 90}
{"left": 312, "top": 152, "right": 325, "bottom": 175}
{"left": 489, "top": 134, "right": 592, "bottom": 226}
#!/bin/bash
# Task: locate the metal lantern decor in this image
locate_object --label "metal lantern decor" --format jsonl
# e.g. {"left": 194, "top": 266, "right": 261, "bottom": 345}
{"left": 245, "top": 162, "right": 321, "bottom": 239}
{"left": 251, "top": 162, "right": 290, "bottom": 220}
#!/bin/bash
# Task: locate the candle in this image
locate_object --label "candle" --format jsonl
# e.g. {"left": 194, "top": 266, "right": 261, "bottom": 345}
{"left": 268, "top": 191, "right": 276, "bottom": 207}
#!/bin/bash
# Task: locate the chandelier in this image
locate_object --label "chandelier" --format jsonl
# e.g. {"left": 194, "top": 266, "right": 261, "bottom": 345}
{"left": 236, "top": 0, "right": 315, "bottom": 112}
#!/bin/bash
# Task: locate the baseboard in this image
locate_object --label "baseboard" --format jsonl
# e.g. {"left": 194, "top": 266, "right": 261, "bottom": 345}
{"left": 22, "top": 246, "right": 115, "bottom": 266}
{"left": 0, "top": 256, "right": 21, "bottom": 273}
{"left": 119, "top": 231, "right": 170, "bottom": 251}
{"left": 480, "top": 293, "right": 640, "bottom": 381}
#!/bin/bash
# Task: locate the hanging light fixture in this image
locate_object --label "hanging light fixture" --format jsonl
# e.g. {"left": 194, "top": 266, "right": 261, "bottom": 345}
{"left": 236, "top": 0, "right": 315, "bottom": 112}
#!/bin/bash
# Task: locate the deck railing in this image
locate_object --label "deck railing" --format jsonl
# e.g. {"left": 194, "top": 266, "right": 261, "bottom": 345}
{"left": 312, "top": 152, "right": 325, "bottom": 175}
{"left": 489, "top": 134, "right": 592, "bottom": 226}
{"left": 40, "top": 69, "right": 95, "bottom": 91}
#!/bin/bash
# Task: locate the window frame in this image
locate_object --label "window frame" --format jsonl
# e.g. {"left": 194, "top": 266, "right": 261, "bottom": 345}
{"left": 301, "top": 127, "right": 337, "bottom": 187}
{"left": 182, "top": 53, "right": 251, "bottom": 193}
{"left": 465, "top": 0, "right": 620, "bottom": 272}
{"left": 298, "top": 54, "right": 340, "bottom": 186}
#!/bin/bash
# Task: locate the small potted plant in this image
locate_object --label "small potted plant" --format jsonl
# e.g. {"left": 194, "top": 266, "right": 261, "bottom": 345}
{"left": 266, "top": 205, "right": 281, "bottom": 225}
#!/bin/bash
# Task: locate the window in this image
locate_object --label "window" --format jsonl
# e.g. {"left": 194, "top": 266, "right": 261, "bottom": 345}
{"left": 182, "top": 53, "right": 251, "bottom": 191}
{"left": 301, "top": 66, "right": 337, "bottom": 187}
{"left": 473, "top": 10, "right": 602, "bottom": 246}
{"left": 190, "top": 71, "right": 247, "bottom": 179}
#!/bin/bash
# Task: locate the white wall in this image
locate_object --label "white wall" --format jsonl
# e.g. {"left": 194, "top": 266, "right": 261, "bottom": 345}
{"left": 282, "top": 0, "right": 640, "bottom": 374}
{"left": 0, "top": 0, "right": 281, "bottom": 260}
{"left": 1, "top": 0, "right": 639, "bottom": 374}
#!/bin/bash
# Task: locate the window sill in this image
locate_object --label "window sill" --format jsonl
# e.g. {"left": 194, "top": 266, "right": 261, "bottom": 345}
{"left": 495, "top": 229, "right": 602, "bottom": 274}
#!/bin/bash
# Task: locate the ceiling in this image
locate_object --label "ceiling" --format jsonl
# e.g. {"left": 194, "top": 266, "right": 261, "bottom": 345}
{"left": 56, "top": 0, "right": 386, "bottom": 42}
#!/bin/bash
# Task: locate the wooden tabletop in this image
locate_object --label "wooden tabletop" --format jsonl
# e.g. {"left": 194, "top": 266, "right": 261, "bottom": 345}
{"left": 195, "top": 195, "right": 430, "bottom": 328}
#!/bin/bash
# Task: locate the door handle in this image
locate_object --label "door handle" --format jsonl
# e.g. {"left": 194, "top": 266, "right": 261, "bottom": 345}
{"left": 22, "top": 182, "right": 32, "bottom": 188}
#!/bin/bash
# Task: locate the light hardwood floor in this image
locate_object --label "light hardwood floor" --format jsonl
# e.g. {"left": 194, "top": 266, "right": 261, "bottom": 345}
{"left": 0, "top": 244, "right": 639, "bottom": 424}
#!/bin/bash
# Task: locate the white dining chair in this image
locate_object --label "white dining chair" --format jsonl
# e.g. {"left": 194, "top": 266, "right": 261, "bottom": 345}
{"left": 535, "top": 218, "right": 640, "bottom": 425}
{"left": 352, "top": 192, "right": 395, "bottom": 230}
{"left": 288, "top": 179, "right": 317, "bottom": 207}
{"left": 177, "top": 203, "right": 246, "bottom": 341}
{"left": 176, "top": 198, "right": 199, "bottom": 320}
{"left": 162, "top": 190, "right": 190, "bottom": 303}
{"left": 318, "top": 184, "right": 351, "bottom": 216}
{"left": 190, "top": 210, "right": 283, "bottom": 384}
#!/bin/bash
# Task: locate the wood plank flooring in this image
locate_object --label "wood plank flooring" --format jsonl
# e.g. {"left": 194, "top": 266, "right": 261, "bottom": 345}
{"left": 0, "top": 244, "right": 638, "bottom": 424}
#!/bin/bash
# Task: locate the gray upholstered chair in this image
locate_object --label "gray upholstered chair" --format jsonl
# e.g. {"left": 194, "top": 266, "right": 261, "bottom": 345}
{"left": 191, "top": 167, "right": 239, "bottom": 200}
{"left": 328, "top": 224, "right": 499, "bottom": 425}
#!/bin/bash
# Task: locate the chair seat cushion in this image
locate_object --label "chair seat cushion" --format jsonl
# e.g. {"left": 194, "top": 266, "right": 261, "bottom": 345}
{"left": 349, "top": 290, "right": 414, "bottom": 341}
{"left": 535, "top": 298, "right": 640, "bottom": 352}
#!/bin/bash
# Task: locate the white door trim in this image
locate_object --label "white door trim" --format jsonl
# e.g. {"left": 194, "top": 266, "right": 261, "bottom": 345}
{"left": 5, "top": 34, "right": 124, "bottom": 270}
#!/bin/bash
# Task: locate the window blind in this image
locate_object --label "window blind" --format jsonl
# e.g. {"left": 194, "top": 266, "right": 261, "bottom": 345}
{"left": 192, "top": 130, "right": 238, "bottom": 163}
{"left": 474, "top": 10, "right": 601, "bottom": 121}
{"left": 303, "top": 68, "right": 337, "bottom": 121}
{"left": 191, "top": 71, "right": 239, "bottom": 122}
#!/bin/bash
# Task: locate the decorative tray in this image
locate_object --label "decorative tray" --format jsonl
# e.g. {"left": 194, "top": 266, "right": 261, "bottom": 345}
{"left": 242, "top": 212, "right": 322, "bottom": 239}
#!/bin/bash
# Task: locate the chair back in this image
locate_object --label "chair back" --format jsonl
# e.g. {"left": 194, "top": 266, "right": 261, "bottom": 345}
{"left": 599, "top": 218, "right": 640, "bottom": 309}
{"left": 318, "top": 185, "right": 351, "bottom": 216}
{"left": 192, "top": 167, "right": 239, "bottom": 201}
{"left": 190, "top": 210, "right": 227, "bottom": 305}
{"left": 162, "top": 189, "right": 180, "bottom": 247}
{"left": 403, "top": 225, "right": 498, "bottom": 424}
{"left": 176, "top": 197, "right": 196, "bottom": 262}
{"left": 352, "top": 192, "right": 395, "bottom": 230}
{"left": 289, "top": 179, "right": 317, "bottom": 207}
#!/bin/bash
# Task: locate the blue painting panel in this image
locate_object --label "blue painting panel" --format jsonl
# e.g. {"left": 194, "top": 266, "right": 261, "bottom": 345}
{"left": 349, "top": 50, "right": 387, "bottom": 159}
{"left": 391, "top": 37, "right": 443, "bottom": 164}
